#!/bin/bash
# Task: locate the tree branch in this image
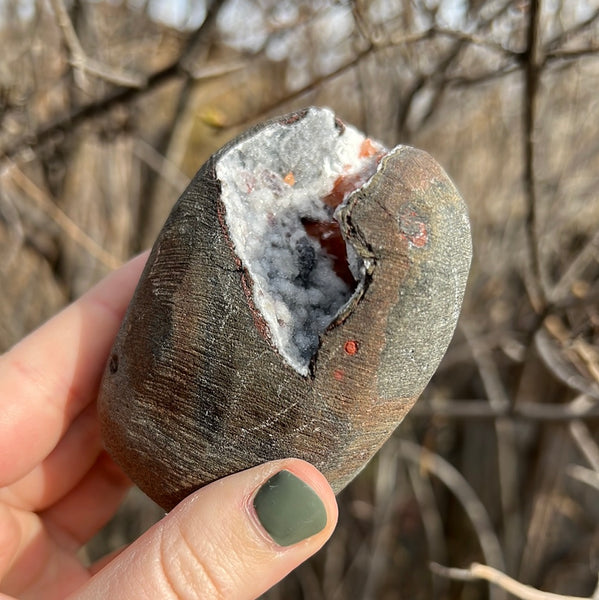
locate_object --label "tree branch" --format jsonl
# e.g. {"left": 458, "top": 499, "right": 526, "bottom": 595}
{"left": 431, "top": 562, "right": 595, "bottom": 600}
{"left": 569, "top": 419, "right": 599, "bottom": 472}
{"left": 0, "top": 0, "right": 228, "bottom": 162}
{"left": 398, "top": 441, "right": 506, "bottom": 578}
{"left": 545, "top": 7, "right": 599, "bottom": 52}
{"left": 1, "top": 161, "right": 122, "bottom": 270}
{"left": 48, "top": 0, "right": 146, "bottom": 88}
{"left": 523, "top": 0, "right": 547, "bottom": 312}
{"left": 412, "top": 394, "right": 599, "bottom": 421}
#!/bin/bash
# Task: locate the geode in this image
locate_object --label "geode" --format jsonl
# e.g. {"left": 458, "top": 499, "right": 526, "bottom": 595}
{"left": 98, "top": 107, "right": 472, "bottom": 510}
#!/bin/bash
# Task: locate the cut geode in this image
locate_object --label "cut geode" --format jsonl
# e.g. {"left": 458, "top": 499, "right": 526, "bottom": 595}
{"left": 98, "top": 107, "right": 472, "bottom": 510}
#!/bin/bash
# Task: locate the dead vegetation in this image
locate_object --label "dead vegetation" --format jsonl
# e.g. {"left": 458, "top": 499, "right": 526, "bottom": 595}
{"left": 1, "top": 0, "right": 598, "bottom": 598}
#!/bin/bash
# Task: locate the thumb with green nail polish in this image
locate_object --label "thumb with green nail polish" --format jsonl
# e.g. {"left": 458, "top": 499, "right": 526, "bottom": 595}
{"left": 253, "top": 469, "right": 329, "bottom": 547}
{"left": 69, "top": 459, "right": 338, "bottom": 600}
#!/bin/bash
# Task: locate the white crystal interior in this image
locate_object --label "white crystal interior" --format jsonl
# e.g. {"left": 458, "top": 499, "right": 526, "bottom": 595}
{"left": 216, "top": 107, "right": 383, "bottom": 375}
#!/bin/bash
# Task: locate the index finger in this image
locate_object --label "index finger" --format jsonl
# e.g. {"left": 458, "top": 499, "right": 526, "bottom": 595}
{"left": 0, "top": 251, "right": 148, "bottom": 486}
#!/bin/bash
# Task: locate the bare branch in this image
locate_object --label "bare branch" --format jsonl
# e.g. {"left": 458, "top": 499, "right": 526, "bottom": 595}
{"left": 523, "top": 0, "right": 548, "bottom": 310}
{"left": 460, "top": 321, "right": 522, "bottom": 566}
{"left": 566, "top": 465, "right": 599, "bottom": 492}
{"left": 550, "top": 228, "right": 599, "bottom": 304}
{"left": 1, "top": 67, "right": 173, "bottom": 161}
{"left": 569, "top": 420, "right": 599, "bottom": 472}
{"left": 412, "top": 394, "right": 599, "bottom": 421}
{"left": 0, "top": 0, "right": 228, "bottom": 162}
{"left": 398, "top": 441, "right": 506, "bottom": 581}
{"left": 133, "top": 138, "right": 190, "bottom": 194}
{"left": 545, "top": 46, "right": 599, "bottom": 62}
{"left": 434, "top": 26, "right": 518, "bottom": 57}
{"left": 188, "top": 61, "right": 247, "bottom": 80}
{"left": 1, "top": 161, "right": 122, "bottom": 270}
{"left": 48, "top": 0, "right": 146, "bottom": 88}
{"left": 535, "top": 323, "right": 599, "bottom": 400}
{"left": 406, "top": 456, "right": 450, "bottom": 598}
{"left": 545, "top": 7, "right": 599, "bottom": 52}
{"left": 431, "top": 562, "right": 595, "bottom": 600}
{"left": 445, "top": 63, "right": 520, "bottom": 87}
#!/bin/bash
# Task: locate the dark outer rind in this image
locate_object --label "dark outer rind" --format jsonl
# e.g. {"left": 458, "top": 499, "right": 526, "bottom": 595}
{"left": 97, "top": 109, "right": 472, "bottom": 511}
{"left": 99, "top": 110, "right": 346, "bottom": 510}
{"left": 375, "top": 147, "right": 471, "bottom": 399}
{"left": 337, "top": 146, "right": 472, "bottom": 401}
{"left": 99, "top": 158, "right": 343, "bottom": 511}
{"left": 314, "top": 146, "right": 471, "bottom": 491}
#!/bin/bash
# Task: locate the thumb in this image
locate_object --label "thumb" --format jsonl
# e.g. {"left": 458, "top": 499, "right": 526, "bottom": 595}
{"left": 73, "top": 459, "right": 338, "bottom": 600}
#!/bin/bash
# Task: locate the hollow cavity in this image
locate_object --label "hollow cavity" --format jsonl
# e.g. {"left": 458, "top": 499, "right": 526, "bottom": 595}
{"left": 216, "top": 107, "right": 384, "bottom": 375}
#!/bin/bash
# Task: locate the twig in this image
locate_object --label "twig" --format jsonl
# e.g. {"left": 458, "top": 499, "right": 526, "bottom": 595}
{"left": 398, "top": 441, "right": 507, "bottom": 593}
{"left": 535, "top": 327, "right": 599, "bottom": 400}
{"left": 545, "top": 7, "right": 599, "bottom": 52}
{"left": 572, "top": 339, "right": 599, "bottom": 385}
{"left": 0, "top": 0, "right": 228, "bottom": 161}
{"left": 406, "top": 457, "right": 449, "bottom": 599}
{"left": 133, "top": 138, "right": 190, "bottom": 194}
{"left": 445, "top": 63, "right": 520, "bottom": 87}
{"left": 224, "top": 43, "right": 374, "bottom": 129}
{"left": 550, "top": 228, "right": 599, "bottom": 304}
{"left": 188, "top": 61, "right": 247, "bottom": 80}
{"left": 545, "top": 46, "right": 599, "bottom": 61}
{"left": 397, "top": 39, "right": 464, "bottom": 136}
{"left": 48, "top": 0, "right": 145, "bottom": 89}
{"left": 460, "top": 323, "right": 511, "bottom": 413}
{"left": 412, "top": 394, "right": 599, "bottom": 421}
{"left": 0, "top": 187, "right": 25, "bottom": 270}
{"left": 553, "top": 288, "right": 599, "bottom": 312}
{"left": 461, "top": 321, "right": 522, "bottom": 568}
{"left": 434, "top": 26, "right": 518, "bottom": 57}
{"left": 566, "top": 465, "right": 599, "bottom": 492}
{"left": 522, "top": 0, "right": 547, "bottom": 311}
{"left": 0, "top": 64, "right": 177, "bottom": 161}
{"left": 569, "top": 420, "right": 599, "bottom": 472}
{"left": 2, "top": 161, "right": 122, "bottom": 270}
{"left": 361, "top": 441, "right": 404, "bottom": 600}
{"left": 431, "top": 562, "right": 595, "bottom": 600}
{"left": 226, "top": 28, "right": 444, "bottom": 131}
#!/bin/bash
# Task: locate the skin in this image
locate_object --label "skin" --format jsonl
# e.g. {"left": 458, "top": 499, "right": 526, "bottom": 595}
{"left": 0, "top": 252, "right": 338, "bottom": 600}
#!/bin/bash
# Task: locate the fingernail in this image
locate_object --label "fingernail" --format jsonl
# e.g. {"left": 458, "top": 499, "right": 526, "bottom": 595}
{"left": 253, "top": 470, "right": 327, "bottom": 547}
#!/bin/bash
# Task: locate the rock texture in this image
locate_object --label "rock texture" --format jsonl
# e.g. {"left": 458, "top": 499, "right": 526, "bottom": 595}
{"left": 98, "top": 107, "right": 472, "bottom": 511}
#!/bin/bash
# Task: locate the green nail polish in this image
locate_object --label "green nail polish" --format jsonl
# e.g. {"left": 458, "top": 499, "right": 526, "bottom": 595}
{"left": 253, "top": 470, "right": 327, "bottom": 547}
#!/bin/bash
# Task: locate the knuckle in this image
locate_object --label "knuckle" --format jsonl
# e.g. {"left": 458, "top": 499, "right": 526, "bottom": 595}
{"left": 157, "top": 522, "right": 232, "bottom": 600}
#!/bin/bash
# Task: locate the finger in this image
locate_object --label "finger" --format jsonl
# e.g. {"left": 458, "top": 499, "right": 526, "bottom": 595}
{"left": 0, "top": 453, "right": 129, "bottom": 599}
{"left": 0, "top": 404, "right": 101, "bottom": 512}
{"left": 74, "top": 459, "right": 338, "bottom": 600}
{"left": 89, "top": 546, "right": 127, "bottom": 576}
{"left": 0, "top": 504, "right": 89, "bottom": 599}
{"left": 40, "top": 452, "right": 131, "bottom": 551}
{"left": 0, "top": 251, "right": 148, "bottom": 486}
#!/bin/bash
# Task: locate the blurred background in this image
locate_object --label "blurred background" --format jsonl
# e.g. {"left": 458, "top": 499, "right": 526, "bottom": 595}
{"left": 1, "top": 0, "right": 598, "bottom": 598}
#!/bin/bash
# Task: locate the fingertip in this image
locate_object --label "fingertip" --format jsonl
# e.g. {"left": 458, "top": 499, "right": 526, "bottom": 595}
{"left": 75, "top": 459, "right": 338, "bottom": 600}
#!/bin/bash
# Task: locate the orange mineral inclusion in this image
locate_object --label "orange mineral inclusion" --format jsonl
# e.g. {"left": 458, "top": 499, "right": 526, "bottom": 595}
{"left": 344, "top": 340, "right": 358, "bottom": 355}
{"left": 302, "top": 140, "right": 385, "bottom": 291}
{"left": 359, "top": 138, "right": 378, "bottom": 158}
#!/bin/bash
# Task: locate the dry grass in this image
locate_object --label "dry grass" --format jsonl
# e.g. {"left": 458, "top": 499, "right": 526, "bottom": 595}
{"left": 1, "top": 1, "right": 598, "bottom": 598}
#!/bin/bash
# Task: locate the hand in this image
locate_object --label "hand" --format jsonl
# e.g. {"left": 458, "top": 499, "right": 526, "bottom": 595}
{"left": 0, "top": 253, "right": 338, "bottom": 600}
